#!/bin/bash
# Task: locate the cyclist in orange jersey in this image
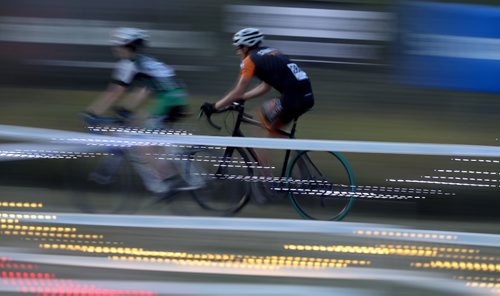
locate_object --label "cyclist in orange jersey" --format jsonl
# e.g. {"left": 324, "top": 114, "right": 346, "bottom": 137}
{"left": 201, "top": 28, "right": 314, "bottom": 135}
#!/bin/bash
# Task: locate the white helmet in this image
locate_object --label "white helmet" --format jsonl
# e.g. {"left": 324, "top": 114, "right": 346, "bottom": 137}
{"left": 233, "top": 28, "right": 263, "bottom": 47}
{"left": 110, "top": 27, "right": 148, "bottom": 46}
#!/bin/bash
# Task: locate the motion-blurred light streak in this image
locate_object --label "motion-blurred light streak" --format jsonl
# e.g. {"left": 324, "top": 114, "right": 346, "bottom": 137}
{"left": 38, "top": 242, "right": 363, "bottom": 270}
{"left": 1, "top": 229, "right": 102, "bottom": 241}
{"left": 0, "top": 202, "right": 42, "bottom": 209}
{"left": 387, "top": 178, "right": 496, "bottom": 188}
{"left": 284, "top": 243, "right": 494, "bottom": 261}
{"left": 354, "top": 230, "right": 457, "bottom": 241}
{"left": 453, "top": 158, "right": 500, "bottom": 164}
{"left": 435, "top": 169, "right": 500, "bottom": 175}
{"left": 4, "top": 212, "right": 500, "bottom": 247}
{"left": 411, "top": 261, "right": 498, "bottom": 272}
{"left": 0, "top": 257, "right": 155, "bottom": 296}
{"left": 423, "top": 175, "right": 500, "bottom": 185}
{"left": 0, "top": 213, "right": 55, "bottom": 220}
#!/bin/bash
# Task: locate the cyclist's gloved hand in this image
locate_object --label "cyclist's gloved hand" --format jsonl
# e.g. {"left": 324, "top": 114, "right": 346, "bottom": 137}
{"left": 113, "top": 106, "right": 134, "bottom": 121}
{"left": 200, "top": 102, "right": 216, "bottom": 116}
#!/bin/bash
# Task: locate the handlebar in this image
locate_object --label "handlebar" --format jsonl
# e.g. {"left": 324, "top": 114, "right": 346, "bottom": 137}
{"left": 198, "top": 109, "right": 221, "bottom": 130}
{"left": 199, "top": 100, "right": 250, "bottom": 130}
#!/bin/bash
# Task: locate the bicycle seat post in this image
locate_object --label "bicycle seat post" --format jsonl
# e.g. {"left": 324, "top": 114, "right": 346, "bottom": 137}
{"left": 288, "top": 117, "right": 299, "bottom": 139}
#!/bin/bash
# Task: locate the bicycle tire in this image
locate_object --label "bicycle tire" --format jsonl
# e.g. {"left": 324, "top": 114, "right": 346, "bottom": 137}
{"left": 65, "top": 152, "right": 139, "bottom": 214}
{"left": 187, "top": 146, "right": 251, "bottom": 215}
{"left": 286, "top": 150, "right": 355, "bottom": 221}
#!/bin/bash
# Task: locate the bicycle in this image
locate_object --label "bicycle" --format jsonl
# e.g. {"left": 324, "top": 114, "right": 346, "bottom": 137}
{"left": 64, "top": 115, "right": 207, "bottom": 214}
{"left": 192, "top": 101, "right": 356, "bottom": 220}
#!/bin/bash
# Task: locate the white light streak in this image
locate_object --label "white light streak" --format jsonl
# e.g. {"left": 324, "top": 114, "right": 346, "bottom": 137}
{"left": 386, "top": 179, "right": 496, "bottom": 188}
{"left": 452, "top": 158, "right": 500, "bottom": 164}
{"left": 434, "top": 169, "right": 500, "bottom": 176}
{"left": 422, "top": 175, "right": 500, "bottom": 184}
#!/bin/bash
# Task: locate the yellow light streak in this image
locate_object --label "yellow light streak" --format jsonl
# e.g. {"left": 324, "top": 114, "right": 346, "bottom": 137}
{"left": 38, "top": 243, "right": 365, "bottom": 270}
{"left": 0, "top": 219, "right": 19, "bottom": 224}
{"left": 0, "top": 213, "right": 56, "bottom": 220}
{"left": 285, "top": 244, "right": 440, "bottom": 257}
{"left": 411, "top": 261, "right": 499, "bottom": 272}
{"left": 0, "top": 201, "right": 43, "bottom": 208}
{"left": 1, "top": 229, "right": 102, "bottom": 240}
{"left": 354, "top": 230, "right": 457, "bottom": 240}
{"left": 456, "top": 276, "right": 499, "bottom": 282}
{"left": 1, "top": 224, "right": 76, "bottom": 232}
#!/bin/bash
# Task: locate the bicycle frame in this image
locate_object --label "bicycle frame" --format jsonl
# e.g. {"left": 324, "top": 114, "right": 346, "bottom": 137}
{"left": 217, "top": 102, "right": 299, "bottom": 178}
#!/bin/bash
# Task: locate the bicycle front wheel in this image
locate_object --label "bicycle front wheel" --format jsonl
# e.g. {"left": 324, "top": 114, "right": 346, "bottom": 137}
{"left": 286, "top": 150, "right": 355, "bottom": 221}
{"left": 187, "top": 146, "right": 251, "bottom": 215}
{"left": 65, "top": 153, "right": 139, "bottom": 214}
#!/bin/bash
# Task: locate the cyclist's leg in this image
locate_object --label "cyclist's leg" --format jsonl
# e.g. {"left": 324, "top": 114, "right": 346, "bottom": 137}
{"left": 250, "top": 97, "right": 294, "bottom": 203}
{"left": 70, "top": 119, "right": 138, "bottom": 214}
{"left": 258, "top": 92, "right": 313, "bottom": 136}
{"left": 258, "top": 97, "right": 289, "bottom": 137}
{"left": 254, "top": 92, "right": 315, "bottom": 202}
{"left": 88, "top": 148, "right": 125, "bottom": 184}
{"left": 143, "top": 89, "right": 198, "bottom": 193}
{"left": 82, "top": 117, "right": 127, "bottom": 184}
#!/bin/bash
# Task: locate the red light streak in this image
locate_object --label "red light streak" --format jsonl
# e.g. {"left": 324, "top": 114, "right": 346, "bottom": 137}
{"left": 1, "top": 257, "right": 155, "bottom": 296}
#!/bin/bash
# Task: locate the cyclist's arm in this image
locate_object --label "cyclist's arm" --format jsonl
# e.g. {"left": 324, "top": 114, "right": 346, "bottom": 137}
{"left": 241, "top": 81, "right": 271, "bottom": 100}
{"left": 86, "top": 83, "right": 127, "bottom": 115}
{"left": 86, "top": 58, "right": 142, "bottom": 115}
{"left": 214, "top": 75, "right": 252, "bottom": 109}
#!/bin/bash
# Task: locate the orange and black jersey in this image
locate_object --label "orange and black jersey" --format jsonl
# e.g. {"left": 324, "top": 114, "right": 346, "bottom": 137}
{"left": 240, "top": 47, "right": 311, "bottom": 94}
{"left": 241, "top": 46, "right": 314, "bottom": 117}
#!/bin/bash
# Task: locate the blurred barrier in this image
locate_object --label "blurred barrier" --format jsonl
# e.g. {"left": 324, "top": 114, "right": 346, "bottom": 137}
{"left": 0, "top": 16, "right": 216, "bottom": 50}
{"left": 0, "top": 1, "right": 390, "bottom": 92}
{"left": 2, "top": 124, "right": 500, "bottom": 157}
{"left": 396, "top": 1, "right": 500, "bottom": 92}
{"left": 224, "top": 5, "right": 391, "bottom": 66}
{"left": 0, "top": 247, "right": 484, "bottom": 295}
{"left": 4, "top": 212, "right": 500, "bottom": 247}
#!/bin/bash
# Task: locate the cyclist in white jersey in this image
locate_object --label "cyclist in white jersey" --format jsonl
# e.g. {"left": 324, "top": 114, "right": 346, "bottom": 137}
{"left": 83, "top": 27, "right": 190, "bottom": 195}
{"left": 85, "top": 27, "right": 188, "bottom": 125}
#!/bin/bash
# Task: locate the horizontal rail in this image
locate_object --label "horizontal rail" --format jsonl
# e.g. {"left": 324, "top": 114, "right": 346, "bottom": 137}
{"left": 1, "top": 124, "right": 500, "bottom": 157}
{"left": 4, "top": 211, "right": 500, "bottom": 247}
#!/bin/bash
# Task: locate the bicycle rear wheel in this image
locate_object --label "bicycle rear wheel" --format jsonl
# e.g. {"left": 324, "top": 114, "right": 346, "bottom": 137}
{"left": 65, "top": 152, "right": 139, "bottom": 214}
{"left": 187, "top": 146, "right": 251, "bottom": 215}
{"left": 286, "top": 150, "right": 355, "bottom": 220}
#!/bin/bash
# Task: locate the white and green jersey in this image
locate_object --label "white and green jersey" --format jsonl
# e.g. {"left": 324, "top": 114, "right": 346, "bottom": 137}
{"left": 111, "top": 54, "right": 183, "bottom": 92}
{"left": 112, "top": 54, "right": 187, "bottom": 116}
